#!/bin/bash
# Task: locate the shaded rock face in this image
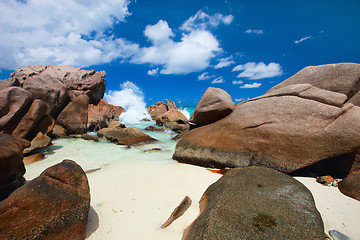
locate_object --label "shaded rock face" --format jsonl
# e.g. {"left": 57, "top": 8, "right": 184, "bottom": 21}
{"left": 11, "top": 99, "right": 48, "bottom": 139}
{"left": 0, "top": 87, "right": 34, "bottom": 133}
{"left": 56, "top": 95, "right": 89, "bottom": 135}
{"left": 182, "top": 167, "right": 325, "bottom": 240}
{"left": 174, "top": 84, "right": 360, "bottom": 174}
{"left": 0, "top": 133, "right": 26, "bottom": 201}
{"left": 189, "top": 87, "right": 235, "bottom": 127}
{"left": 98, "top": 126, "right": 157, "bottom": 146}
{"left": 156, "top": 109, "right": 189, "bottom": 133}
{"left": 268, "top": 63, "right": 360, "bottom": 105}
{"left": 0, "top": 160, "right": 90, "bottom": 239}
{"left": 87, "top": 99, "right": 124, "bottom": 131}
{"left": 338, "top": 171, "right": 360, "bottom": 201}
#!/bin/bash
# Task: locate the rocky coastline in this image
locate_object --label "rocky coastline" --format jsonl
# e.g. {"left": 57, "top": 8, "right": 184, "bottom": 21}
{"left": 0, "top": 63, "right": 359, "bottom": 239}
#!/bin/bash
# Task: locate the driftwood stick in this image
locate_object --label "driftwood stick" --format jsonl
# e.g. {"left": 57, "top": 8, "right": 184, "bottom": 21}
{"left": 161, "top": 196, "right": 192, "bottom": 229}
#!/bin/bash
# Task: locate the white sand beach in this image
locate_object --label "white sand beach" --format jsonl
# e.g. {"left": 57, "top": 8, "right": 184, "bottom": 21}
{"left": 23, "top": 137, "right": 360, "bottom": 240}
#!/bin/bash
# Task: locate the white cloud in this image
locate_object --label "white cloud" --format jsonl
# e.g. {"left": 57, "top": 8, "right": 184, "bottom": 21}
{"left": 198, "top": 72, "right": 215, "bottom": 80}
{"left": 136, "top": 27, "right": 221, "bottom": 75}
{"left": 232, "top": 62, "right": 283, "bottom": 80}
{"left": 232, "top": 80, "right": 243, "bottom": 84}
{"left": 0, "top": 0, "right": 135, "bottom": 70}
{"left": 240, "top": 83, "right": 261, "bottom": 88}
{"left": 181, "top": 10, "right": 234, "bottom": 32}
{"left": 0, "top": 4, "right": 231, "bottom": 76}
{"left": 148, "top": 68, "right": 159, "bottom": 76}
{"left": 245, "top": 29, "right": 264, "bottom": 34}
{"left": 294, "top": 36, "right": 312, "bottom": 44}
{"left": 232, "top": 65, "right": 245, "bottom": 72}
{"left": 212, "top": 76, "right": 225, "bottom": 84}
{"left": 144, "top": 20, "right": 174, "bottom": 45}
{"left": 214, "top": 56, "right": 235, "bottom": 69}
{"left": 235, "top": 98, "right": 244, "bottom": 102}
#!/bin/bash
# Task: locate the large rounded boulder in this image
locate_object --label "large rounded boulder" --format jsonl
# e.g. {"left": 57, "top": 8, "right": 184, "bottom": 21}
{"left": 98, "top": 126, "right": 157, "bottom": 146}
{"left": 189, "top": 87, "right": 236, "bottom": 126}
{"left": 0, "top": 87, "right": 34, "bottom": 133}
{"left": 56, "top": 95, "right": 89, "bottom": 135}
{"left": 268, "top": 63, "right": 360, "bottom": 105}
{"left": 173, "top": 84, "right": 360, "bottom": 174}
{"left": 338, "top": 171, "right": 360, "bottom": 201}
{"left": 0, "top": 133, "right": 27, "bottom": 201}
{"left": 0, "top": 160, "right": 90, "bottom": 239}
{"left": 182, "top": 167, "right": 325, "bottom": 240}
{"left": 11, "top": 99, "right": 48, "bottom": 139}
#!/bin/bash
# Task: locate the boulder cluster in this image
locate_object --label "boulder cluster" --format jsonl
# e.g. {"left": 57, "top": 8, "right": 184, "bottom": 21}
{"left": 148, "top": 100, "right": 190, "bottom": 133}
{"left": 173, "top": 63, "right": 360, "bottom": 239}
{"left": 174, "top": 63, "right": 360, "bottom": 202}
{"left": 1, "top": 63, "right": 360, "bottom": 239}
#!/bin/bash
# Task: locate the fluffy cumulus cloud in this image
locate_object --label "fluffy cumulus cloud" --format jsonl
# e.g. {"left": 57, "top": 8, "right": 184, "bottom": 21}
{"left": 294, "top": 36, "right": 312, "bottom": 44}
{"left": 240, "top": 82, "right": 261, "bottom": 88}
{"left": 136, "top": 29, "right": 220, "bottom": 74}
{"left": 134, "top": 10, "right": 233, "bottom": 75}
{"left": 0, "top": 3, "right": 233, "bottom": 76}
{"left": 212, "top": 76, "right": 225, "bottom": 84}
{"left": 0, "top": 0, "right": 137, "bottom": 70}
{"left": 214, "top": 56, "right": 235, "bottom": 69}
{"left": 245, "top": 29, "right": 264, "bottom": 34}
{"left": 232, "top": 62, "right": 283, "bottom": 80}
{"left": 144, "top": 20, "right": 174, "bottom": 45}
{"left": 180, "top": 10, "right": 234, "bottom": 32}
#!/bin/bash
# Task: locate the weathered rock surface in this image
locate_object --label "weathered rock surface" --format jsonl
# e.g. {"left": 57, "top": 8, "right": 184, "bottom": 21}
{"left": 144, "top": 126, "right": 163, "bottom": 132}
{"left": 87, "top": 99, "right": 124, "bottom": 131}
{"left": 338, "top": 171, "right": 360, "bottom": 201}
{"left": 51, "top": 124, "right": 67, "bottom": 138}
{"left": 0, "top": 160, "right": 90, "bottom": 239}
{"left": 23, "top": 132, "right": 51, "bottom": 154}
{"left": 11, "top": 99, "right": 48, "bottom": 139}
{"left": 23, "top": 153, "right": 46, "bottom": 165}
{"left": 182, "top": 167, "right": 325, "bottom": 240}
{"left": 156, "top": 109, "right": 189, "bottom": 133}
{"left": 166, "top": 99, "right": 177, "bottom": 110}
{"left": 57, "top": 66, "right": 106, "bottom": 104}
{"left": 98, "top": 126, "right": 157, "bottom": 146}
{"left": 0, "top": 87, "right": 34, "bottom": 133}
{"left": 268, "top": 63, "right": 360, "bottom": 105}
{"left": 1, "top": 65, "right": 106, "bottom": 118}
{"left": 81, "top": 134, "right": 99, "bottom": 142}
{"left": 148, "top": 101, "right": 168, "bottom": 120}
{"left": 56, "top": 95, "right": 89, "bottom": 135}
{"left": 0, "top": 133, "right": 26, "bottom": 201}
{"left": 27, "top": 114, "right": 55, "bottom": 140}
{"left": 189, "top": 87, "right": 235, "bottom": 126}
{"left": 174, "top": 84, "right": 360, "bottom": 174}
{"left": 107, "top": 121, "right": 126, "bottom": 129}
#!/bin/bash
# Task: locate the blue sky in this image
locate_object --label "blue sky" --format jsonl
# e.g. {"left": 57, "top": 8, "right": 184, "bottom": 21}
{"left": 0, "top": 0, "right": 359, "bottom": 106}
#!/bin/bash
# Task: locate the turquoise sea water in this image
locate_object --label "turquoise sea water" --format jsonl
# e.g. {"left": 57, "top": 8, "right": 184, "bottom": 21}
{"left": 25, "top": 107, "right": 194, "bottom": 179}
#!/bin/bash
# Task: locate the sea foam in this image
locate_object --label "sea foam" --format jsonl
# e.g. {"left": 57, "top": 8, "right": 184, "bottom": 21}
{"left": 104, "top": 81, "right": 151, "bottom": 124}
